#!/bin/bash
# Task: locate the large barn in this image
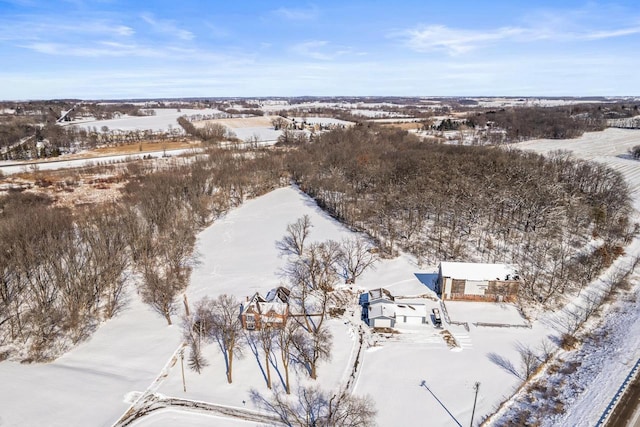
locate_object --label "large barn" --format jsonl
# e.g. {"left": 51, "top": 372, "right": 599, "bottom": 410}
{"left": 438, "top": 261, "right": 520, "bottom": 302}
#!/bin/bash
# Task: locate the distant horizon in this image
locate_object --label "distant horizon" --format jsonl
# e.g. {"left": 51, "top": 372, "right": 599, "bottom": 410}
{"left": 2, "top": 95, "right": 639, "bottom": 103}
{"left": 1, "top": 0, "right": 639, "bottom": 99}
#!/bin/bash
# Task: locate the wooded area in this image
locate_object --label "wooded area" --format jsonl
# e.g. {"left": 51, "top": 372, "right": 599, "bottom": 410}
{"left": 0, "top": 148, "right": 287, "bottom": 361}
{"left": 287, "top": 126, "right": 633, "bottom": 304}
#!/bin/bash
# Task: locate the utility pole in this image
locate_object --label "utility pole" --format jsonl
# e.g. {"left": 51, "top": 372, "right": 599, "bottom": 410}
{"left": 470, "top": 382, "right": 480, "bottom": 427}
{"left": 181, "top": 349, "right": 187, "bottom": 393}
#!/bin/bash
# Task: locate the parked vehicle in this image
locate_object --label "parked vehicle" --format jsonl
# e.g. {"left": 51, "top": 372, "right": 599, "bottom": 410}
{"left": 432, "top": 308, "right": 442, "bottom": 327}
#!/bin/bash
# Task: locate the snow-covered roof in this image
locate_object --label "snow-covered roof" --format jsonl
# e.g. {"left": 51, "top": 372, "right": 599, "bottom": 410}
{"left": 394, "top": 303, "right": 426, "bottom": 318}
{"left": 368, "top": 288, "right": 394, "bottom": 301}
{"left": 265, "top": 286, "right": 290, "bottom": 304}
{"left": 439, "top": 262, "right": 518, "bottom": 281}
{"left": 369, "top": 302, "right": 395, "bottom": 319}
{"left": 258, "top": 302, "right": 287, "bottom": 318}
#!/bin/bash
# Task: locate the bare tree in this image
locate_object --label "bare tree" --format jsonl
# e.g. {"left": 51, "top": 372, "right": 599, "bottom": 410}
{"left": 201, "top": 122, "right": 229, "bottom": 143}
{"left": 277, "top": 320, "right": 299, "bottom": 394}
{"left": 271, "top": 116, "right": 289, "bottom": 131}
{"left": 277, "top": 215, "right": 313, "bottom": 257}
{"left": 250, "top": 384, "right": 377, "bottom": 427}
{"left": 488, "top": 352, "right": 522, "bottom": 380}
{"left": 210, "top": 294, "right": 244, "bottom": 383}
{"left": 516, "top": 342, "right": 541, "bottom": 380}
{"left": 258, "top": 317, "right": 278, "bottom": 389}
{"left": 337, "top": 237, "right": 378, "bottom": 284}
{"left": 184, "top": 299, "right": 214, "bottom": 374}
{"left": 139, "top": 262, "right": 185, "bottom": 325}
{"left": 291, "top": 323, "right": 333, "bottom": 380}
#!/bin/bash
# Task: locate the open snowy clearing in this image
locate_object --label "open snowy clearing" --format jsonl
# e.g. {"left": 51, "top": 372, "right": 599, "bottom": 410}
{"left": 513, "top": 128, "right": 640, "bottom": 203}
{"left": 289, "top": 116, "right": 354, "bottom": 126}
{"left": 196, "top": 116, "right": 274, "bottom": 128}
{"left": 444, "top": 301, "right": 528, "bottom": 326}
{"left": 130, "top": 409, "right": 257, "bottom": 427}
{"left": 194, "top": 116, "right": 282, "bottom": 142}
{"left": 69, "top": 108, "right": 222, "bottom": 132}
{"left": 0, "top": 148, "right": 195, "bottom": 176}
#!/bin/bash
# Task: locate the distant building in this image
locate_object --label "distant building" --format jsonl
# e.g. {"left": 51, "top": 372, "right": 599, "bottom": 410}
{"left": 438, "top": 261, "right": 520, "bottom": 302}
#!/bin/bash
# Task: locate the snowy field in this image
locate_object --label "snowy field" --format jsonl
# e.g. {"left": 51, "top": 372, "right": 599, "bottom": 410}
{"left": 367, "top": 117, "right": 421, "bottom": 123}
{"left": 130, "top": 410, "right": 258, "bottom": 426}
{"left": 350, "top": 109, "right": 409, "bottom": 118}
{"left": 0, "top": 148, "right": 194, "bottom": 176}
{"left": 194, "top": 116, "right": 282, "bottom": 143}
{"left": 289, "top": 116, "right": 354, "bottom": 126}
{"left": 445, "top": 301, "right": 528, "bottom": 326}
{"left": 0, "top": 289, "right": 183, "bottom": 427}
{"left": 475, "top": 98, "right": 617, "bottom": 108}
{"left": 513, "top": 128, "right": 640, "bottom": 205}
{"left": 70, "top": 108, "right": 222, "bottom": 132}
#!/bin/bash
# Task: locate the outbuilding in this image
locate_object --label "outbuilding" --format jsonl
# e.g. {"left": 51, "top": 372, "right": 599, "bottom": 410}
{"left": 368, "top": 303, "right": 396, "bottom": 328}
{"left": 438, "top": 261, "right": 520, "bottom": 302}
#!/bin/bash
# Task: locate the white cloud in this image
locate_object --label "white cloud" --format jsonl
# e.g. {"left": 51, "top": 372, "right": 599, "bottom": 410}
{"left": 140, "top": 13, "right": 194, "bottom": 41}
{"left": 20, "top": 41, "right": 162, "bottom": 57}
{"left": 114, "top": 25, "right": 135, "bottom": 37}
{"left": 400, "top": 25, "right": 525, "bottom": 55}
{"left": 397, "top": 20, "right": 640, "bottom": 55}
{"left": 290, "top": 40, "right": 352, "bottom": 61}
{"left": 583, "top": 26, "right": 640, "bottom": 40}
{"left": 273, "top": 5, "right": 319, "bottom": 21}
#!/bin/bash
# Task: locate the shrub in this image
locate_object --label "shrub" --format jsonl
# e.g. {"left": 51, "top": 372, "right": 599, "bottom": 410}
{"left": 560, "top": 334, "right": 579, "bottom": 350}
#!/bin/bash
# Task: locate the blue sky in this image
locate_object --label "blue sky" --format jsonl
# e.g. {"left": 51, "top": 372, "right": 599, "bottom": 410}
{"left": 0, "top": 0, "right": 639, "bottom": 99}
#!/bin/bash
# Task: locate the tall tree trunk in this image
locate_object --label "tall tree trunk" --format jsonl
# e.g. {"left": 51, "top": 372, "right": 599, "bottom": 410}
{"left": 311, "top": 362, "right": 317, "bottom": 380}
{"left": 265, "top": 351, "right": 272, "bottom": 389}
{"left": 227, "top": 349, "right": 233, "bottom": 383}
{"left": 285, "top": 364, "right": 290, "bottom": 394}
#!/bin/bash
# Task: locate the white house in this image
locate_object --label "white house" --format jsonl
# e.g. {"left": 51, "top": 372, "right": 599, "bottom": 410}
{"left": 394, "top": 301, "right": 427, "bottom": 325}
{"left": 365, "top": 288, "right": 428, "bottom": 328}
{"left": 368, "top": 303, "right": 396, "bottom": 328}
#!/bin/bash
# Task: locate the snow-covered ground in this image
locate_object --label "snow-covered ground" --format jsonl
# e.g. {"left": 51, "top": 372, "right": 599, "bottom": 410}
{"left": 350, "top": 109, "right": 409, "bottom": 118}
{"left": 230, "top": 127, "right": 282, "bottom": 142}
{"left": 367, "top": 117, "right": 421, "bottom": 123}
{"left": 69, "top": 108, "right": 222, "bottom": 132}
{"left": 474, "top": 98, "right": 617, "bottom": 108}
{"left": 289, "top": 116, "right": 353, "bottom": 126}
{"left": 5, "top": 127, "right": 639, "bottom": 426}
{"left": 193, "top": 116, "right": 282, "bottom": 143}
{"left": 445, "top": 301, "right": 527, "bottom": 326}
{"left": 0, "top": 148, "right": 195, "bottom": 176}
{"left": 0, "top": 289, "right": 183, "bottom": 427}
{"left": 0, "top": 185, "right": 557, "bottom": 427}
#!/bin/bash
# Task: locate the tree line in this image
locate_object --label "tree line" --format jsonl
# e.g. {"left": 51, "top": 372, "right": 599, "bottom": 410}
{"left": 465, "top": 105, "right": 608, "bottom": 142}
